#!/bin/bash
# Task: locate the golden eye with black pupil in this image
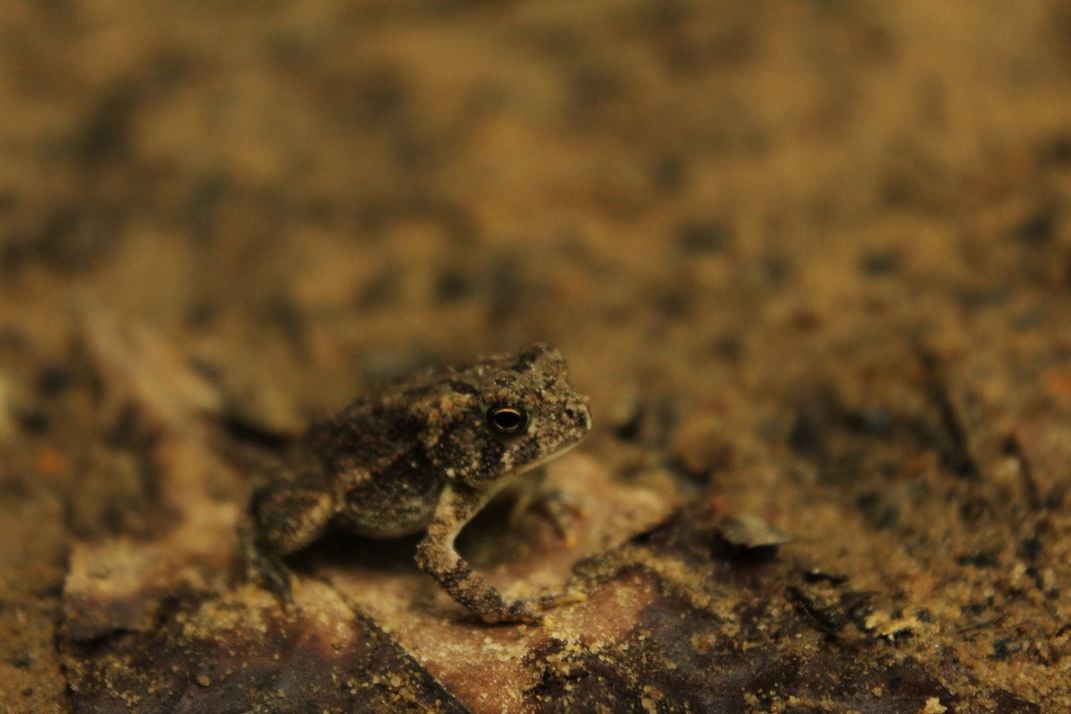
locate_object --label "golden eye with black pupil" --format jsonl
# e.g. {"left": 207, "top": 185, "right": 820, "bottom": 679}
{"left": 486, "top": 405, "right": 528, "bottom": 435}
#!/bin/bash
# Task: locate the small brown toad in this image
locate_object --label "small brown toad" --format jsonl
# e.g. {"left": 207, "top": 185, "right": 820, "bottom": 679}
{"left": 242, "top": 343, "right": 591, "bottom": 624}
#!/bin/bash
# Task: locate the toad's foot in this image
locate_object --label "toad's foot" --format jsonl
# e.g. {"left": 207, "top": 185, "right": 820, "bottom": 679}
{"left": 502, "top": 590, "right": 590, "bottom": 625}
{"left": 532, "top": 589, "right": 588, "bottom": 610}
{"left": 237, "top": 518, "right": 295, "bottom": 606}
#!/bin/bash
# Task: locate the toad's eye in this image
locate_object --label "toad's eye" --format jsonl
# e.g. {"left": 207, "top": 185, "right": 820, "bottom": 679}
{"left": 486, "top": 405, "right": 528, "bottom": 435}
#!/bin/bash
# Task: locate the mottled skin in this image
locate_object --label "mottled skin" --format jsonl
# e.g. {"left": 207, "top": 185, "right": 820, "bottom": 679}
{"left": 243, "top": 343, "right": 591, "bottom": 624}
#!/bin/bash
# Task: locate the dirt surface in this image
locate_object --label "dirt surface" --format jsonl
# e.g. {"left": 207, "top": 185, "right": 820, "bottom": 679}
{"left": 2, "top": 1, "right": 1071, "bottom": 711}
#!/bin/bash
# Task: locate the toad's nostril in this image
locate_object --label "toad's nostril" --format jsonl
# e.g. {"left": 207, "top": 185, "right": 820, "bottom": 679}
{"left": 576, "top": 404, "right": 592, "bottom": 430}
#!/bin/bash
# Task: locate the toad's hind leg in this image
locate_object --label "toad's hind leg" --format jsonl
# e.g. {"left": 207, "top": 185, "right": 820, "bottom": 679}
{"left": 415, "top": 483, "right": 582, "bottom": 625}
{"left": 240, "top": 480, "right": 336, "bottom": 604}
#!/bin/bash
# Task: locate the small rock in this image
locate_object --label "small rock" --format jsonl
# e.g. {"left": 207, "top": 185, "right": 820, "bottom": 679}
{"left": 921, "top": 696, "right": 948, "bottom": 714}
{"left": 716, "top": 514, "right": 792, "bottom": 550}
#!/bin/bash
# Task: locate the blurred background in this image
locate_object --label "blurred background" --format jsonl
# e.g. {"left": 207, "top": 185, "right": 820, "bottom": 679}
{"left": 2, "top": 1, "right": 1071, "bottom": 709}
{"left": 2, "top": 2, "right": 1070, "bottom": 418}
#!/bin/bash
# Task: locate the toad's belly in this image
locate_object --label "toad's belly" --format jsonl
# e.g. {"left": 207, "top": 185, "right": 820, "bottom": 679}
{"left": 335, "top": 463, "right": 444, "bottom": 538}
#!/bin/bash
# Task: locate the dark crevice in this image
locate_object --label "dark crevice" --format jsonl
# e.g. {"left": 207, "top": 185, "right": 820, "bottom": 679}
{"left": 917, "top": 347, "right": 981, "bottom": 479}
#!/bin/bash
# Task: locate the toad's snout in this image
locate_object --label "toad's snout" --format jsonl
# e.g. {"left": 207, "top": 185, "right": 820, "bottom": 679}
{"left": 563, "top": 395, "right": 592, "bottom": 432}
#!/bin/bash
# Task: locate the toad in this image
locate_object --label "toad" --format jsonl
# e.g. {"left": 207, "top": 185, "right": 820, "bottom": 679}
{"left": 242, "top": 343, "right": 591, "bottom": 624}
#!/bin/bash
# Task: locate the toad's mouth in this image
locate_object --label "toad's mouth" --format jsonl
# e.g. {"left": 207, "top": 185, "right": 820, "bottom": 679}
{"left": 499, "top": 432, "right": 586, "bottom": 483}
{"left": 503, "top": 437, "right": 586, "bottom": 481}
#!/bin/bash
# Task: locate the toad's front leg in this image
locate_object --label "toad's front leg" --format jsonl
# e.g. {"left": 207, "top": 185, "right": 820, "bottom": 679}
{"left": 415, "top": 482, "right": 570, "bottom": 625}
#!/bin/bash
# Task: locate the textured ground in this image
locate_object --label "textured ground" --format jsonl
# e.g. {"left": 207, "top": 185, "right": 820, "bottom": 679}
{"left": 2, "top": 1, "right": 1070, "bottom": 711}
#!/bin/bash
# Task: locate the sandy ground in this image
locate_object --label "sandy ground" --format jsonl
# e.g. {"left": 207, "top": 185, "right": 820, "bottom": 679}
{"left": 1, "top": 1, "right": 1070, "bottom": 711}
